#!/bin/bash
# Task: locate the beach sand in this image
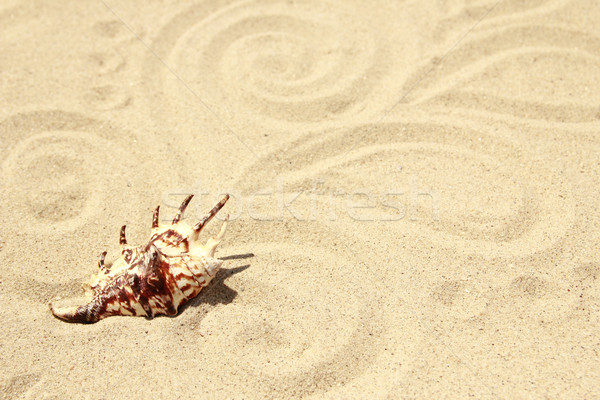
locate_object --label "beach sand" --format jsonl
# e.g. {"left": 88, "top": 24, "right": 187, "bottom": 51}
{"left": 0, "top": 0, "right": 599, "bottom": 398}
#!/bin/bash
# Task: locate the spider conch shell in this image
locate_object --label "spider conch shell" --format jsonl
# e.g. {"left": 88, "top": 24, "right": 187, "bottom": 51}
{"left": 50, "top": 195, "right": 230, "bottom": 323}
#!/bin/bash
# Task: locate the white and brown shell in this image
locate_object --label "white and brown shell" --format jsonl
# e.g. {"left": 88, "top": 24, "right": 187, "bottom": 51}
{"left": 50, "top": 195, "right": 230, "bottom": 323}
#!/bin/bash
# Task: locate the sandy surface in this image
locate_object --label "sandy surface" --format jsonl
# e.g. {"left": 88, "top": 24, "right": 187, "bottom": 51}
{"left": 1, "top": 0, "right": 599, "bottom": 398}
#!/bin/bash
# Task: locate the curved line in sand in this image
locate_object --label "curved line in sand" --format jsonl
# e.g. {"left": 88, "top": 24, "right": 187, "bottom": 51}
{"left": 434, "top": 0, "right": 572, "bottom": 38}
{"left": 144, "top": 0, "right": 399, "bottom": 132}
{"left": 235, "top": 122, "right": 576, "bottom": 259}
{"left": 400, "top": 25, "right": 600, "bottom": 124}
{"left": 0, "top": 110, "right": 149, "bottom": 288}
{"left": 1, "top": 130, "right": 105, "bottom": 233}
{"left": 175, "top": 223, "right": 420, "bottom": 397}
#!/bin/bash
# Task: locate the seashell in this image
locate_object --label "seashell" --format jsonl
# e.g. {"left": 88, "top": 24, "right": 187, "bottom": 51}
{"left": 50, "top": 194, "right": 230, "bottom": 323}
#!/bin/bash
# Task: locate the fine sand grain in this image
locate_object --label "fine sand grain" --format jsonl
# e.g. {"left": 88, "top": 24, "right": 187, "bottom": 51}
{"left": 0, "top": 1, "right": 599, "bottom": 398}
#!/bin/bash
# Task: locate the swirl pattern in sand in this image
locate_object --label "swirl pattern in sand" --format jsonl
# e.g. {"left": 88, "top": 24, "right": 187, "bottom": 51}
{"left": 1, "top": 2, "right": 599, "bottom": 398}
{"left": 149, "top": 219, "right": 420, "bottom": 398}
{"left": 1, "top": 130, "right": 107, "bottom": 230}
{"left": 402, "top": 25, "right": 600, "bottom": 126}
{"left": 145, "top": 0, "right": 415, "bottom": 135}
{"left": 235, "top": 121, "right": 575, "bottom": 259}
{"left": 0, "top": 111, "right": 148, "bottom": 290}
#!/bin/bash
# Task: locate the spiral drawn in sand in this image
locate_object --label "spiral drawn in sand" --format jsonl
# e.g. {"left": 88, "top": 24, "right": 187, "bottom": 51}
{"left": 235, "top": 122, "right": 575, "bottom": 260}
{"left": 401, "top": 25, "right": 600, "bottom": 126}
{"left": 0, "top": 111, "right": 145, "bottom": 287}
{"left": 158, "top": 219, "right": 419, "bottom": 398}
{"left": 146, "top": 0, "right": 407, "bottom": 134}
{"left": 1, "top": 130, "right": 109, "bottom": 233}
{"left": 200, "top": 246, "right": 376, "bottom": 385}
